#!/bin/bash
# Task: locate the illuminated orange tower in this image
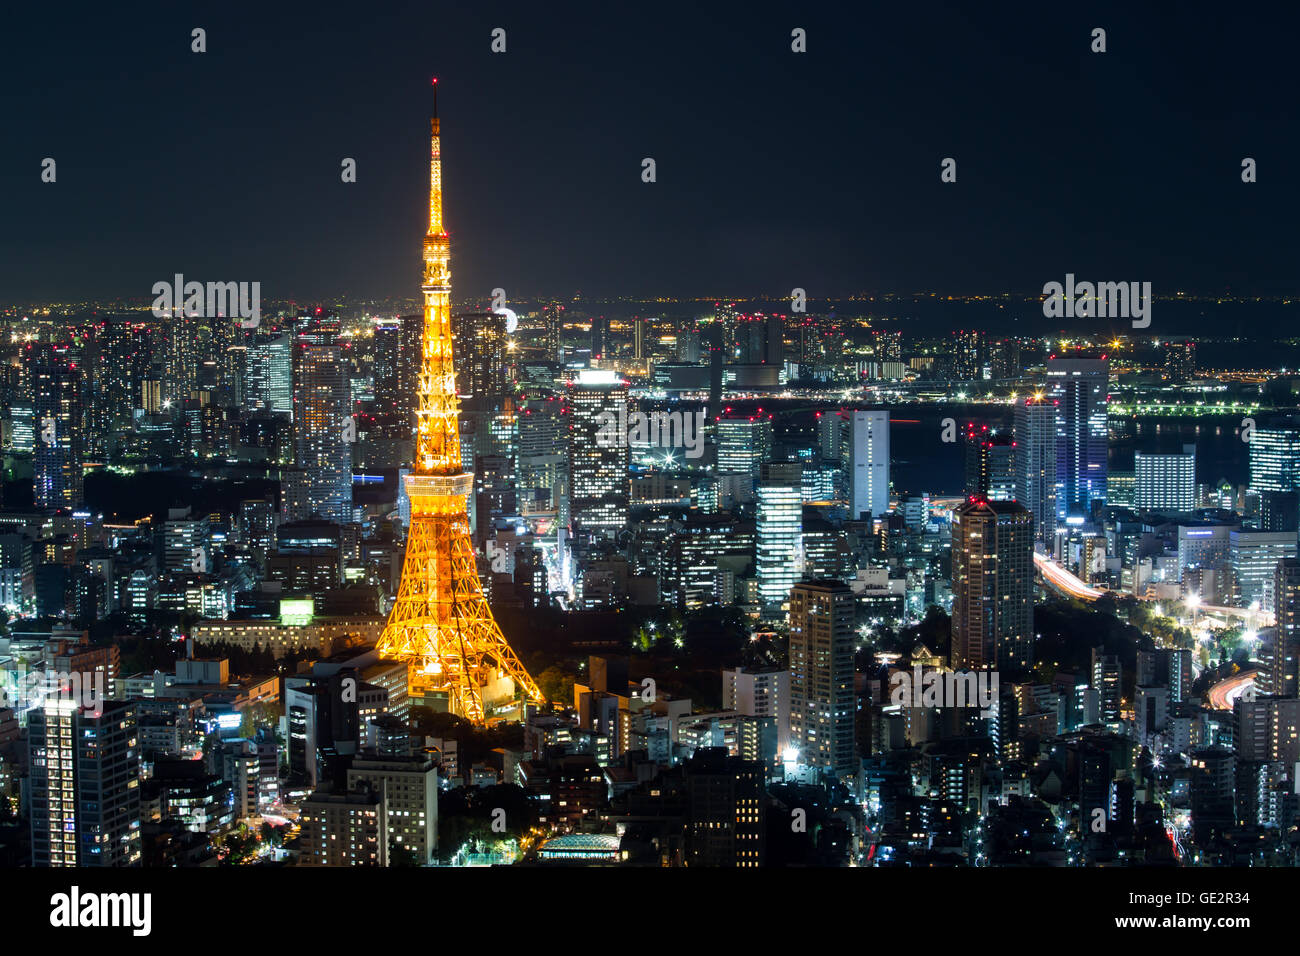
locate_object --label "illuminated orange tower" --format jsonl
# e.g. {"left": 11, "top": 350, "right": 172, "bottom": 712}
{"left": 377, "top": 82, "right": 543, "bottom": 723}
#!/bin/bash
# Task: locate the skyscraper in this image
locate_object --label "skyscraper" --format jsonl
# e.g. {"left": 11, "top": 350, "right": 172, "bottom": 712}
{"left": 951, "top": 498, "right": 1034, "bottom": 670}
{"left": 1046, "top": 355, "right": 1108, "bottom": 521}
{"left": 452, "top": 310, "right": 508, "bottom": 399}
{"left": 849, "top": 409, "right": 889, "bottom": 521}
{"left": 245, "top": 334, "right": 292, "bottom": 417}
{"left": 1264, "top": 558, "right": 1300, "bottom": 698}
{"left": 1013, "top": 396, "right": 1057, "bottom": 542}
{"left": 633, "top": 315, "right": 646, "bottom": 361}
{"left": 734, "top": 313, "right": 784, "bottom": 366}
{"left": 756, "top": 482, "right": 801, "bottom": 614}
{"left": 1164, "top": 341, "right": 1196, "bottom": 382}
{"left": 566, "top": 369, "right": 630, "bottom": 538}
{"left": 541, "top": 302, "right": 563, "bottom": 362}
{"left": 788, "top": 580, "right": 856, "bottom": 779}
{"left": 30, "top": 344, "right": 84, "bottom": 510}
{"left": 1250, "top": 421, "right": 1300, "bottom": 494}
{"left": 964, "top": 426, "right": 1014, "bottom": 500}
{"left": 952, "top": 329, "right": 984, "bottom": 381}
{"left": 289, "top": 324, "right": 353, "bottom": 524}
{"left": 28, "top": 698, "right": 141, "bottom": 867}
{"left": 371, "top": 318, "right": 404, "bottom": 419}
{"left": 717, "top": 413, "right": 773, "bottom": 483}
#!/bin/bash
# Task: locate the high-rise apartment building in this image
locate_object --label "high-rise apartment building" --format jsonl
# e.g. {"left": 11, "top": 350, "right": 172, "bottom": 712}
{"left": 30, "top": 344, "right": 84, "bottom": 510}
{"left": 1164, "top": 341, "right": 1196, "bottom": 382}
{"left": 722, "top": 666, "right": 791, "bottom": 754}
{"left": 788, "top": 580, "right": 856, "bottom": 779}
{"left": 299, "top": 789, "right": 387, "bottom": 866}
{"left": 964, "top": 426, "right": 1014, "bottom": 500}
{"left": 1091, "top": 647, "right": 1122, "bottom": 729}
{"left": 1014, "top": 396, "right": 1057, "bottom": 542}
{"left": 28, "top": 699, "right": 141, "bottom": 867}
{"left": 1264, "top": 558, "right": 1300, "bottom": 698}
{"left": 346, "top": 754, "right": 438, "bottom": 865}
{"left": 684, "top": 748, "right": 767, "bottom": 867}
{"left": 951, "top": 498, "right": 1034, "bottom": 670}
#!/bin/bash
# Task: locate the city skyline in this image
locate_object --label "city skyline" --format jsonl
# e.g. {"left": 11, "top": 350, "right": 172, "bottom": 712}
{"left": 4, "top": 7, "right": 1300, "bottom": 916}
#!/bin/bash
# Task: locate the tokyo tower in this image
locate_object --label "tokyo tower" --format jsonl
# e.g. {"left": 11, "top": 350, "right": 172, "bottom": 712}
{"left": 376, "top": 82, "right": 543, "bottom": 723}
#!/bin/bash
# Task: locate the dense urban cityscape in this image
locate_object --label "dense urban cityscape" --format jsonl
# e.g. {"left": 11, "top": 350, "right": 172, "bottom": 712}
{"left": 4, "top": 214, "right": 1300, "bottom": 872}
{"left": 1, "top": 13, "right": 1295, "bottom": 942}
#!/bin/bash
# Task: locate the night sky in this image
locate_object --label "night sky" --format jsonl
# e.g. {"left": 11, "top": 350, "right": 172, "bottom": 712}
{"left": 2, "top": 1, "right": 1298, "bottom": 303}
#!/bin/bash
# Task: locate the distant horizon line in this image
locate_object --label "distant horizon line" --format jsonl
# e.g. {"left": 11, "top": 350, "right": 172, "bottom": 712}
{"left": 2, "top": 290, "right": 1299, "bottom": 312}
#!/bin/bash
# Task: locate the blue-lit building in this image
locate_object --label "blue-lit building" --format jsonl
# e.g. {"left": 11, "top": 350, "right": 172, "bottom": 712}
{"left": 1047, "top": 355, "right": 1108, "bottom": 523}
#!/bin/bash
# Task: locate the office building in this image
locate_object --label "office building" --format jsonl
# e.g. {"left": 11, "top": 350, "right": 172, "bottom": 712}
{"left": 452, "top": 310, "right": 508, "bottom": 399}
{"left": 566, "top": 370, "right": 630, "bottom": 538}
{"left": 1135, "top": 445, "right": 1196, "bottom": 513}
{"left": 849, "top": 409, "right": 889, "bottom": 521}
{"left": 289, "top": 326, "right": 353, "bottom": 524}
{"left": 756, "top": 483, "right": 802, "bottom": 614}
{"left": 717, "top": 414, "right": 773, "bottom": 483}
{"left": 1046, "top": 355, "right": 1108, "bottom": 521}
{"left": 1230, "top": 530, "right": 1297, "bottom": 613}
{"left": 1250, "top": 422, "right": 1300, "bottom": 494}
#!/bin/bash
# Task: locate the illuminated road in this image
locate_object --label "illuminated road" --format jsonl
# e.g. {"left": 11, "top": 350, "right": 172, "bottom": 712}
{"left": 1032, "top": 553, "right": 1274, "bottom": 626}
{"left": 1033, "top": 553, "right": 1105, "bottom": 600}
{"left": 1207, "top": 670, "right": 1256, "bottom": 711}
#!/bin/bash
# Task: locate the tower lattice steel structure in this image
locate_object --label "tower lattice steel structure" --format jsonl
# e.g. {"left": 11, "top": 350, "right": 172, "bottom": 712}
{"left": 377, "top": 86, "right": 543, "bottom": 723}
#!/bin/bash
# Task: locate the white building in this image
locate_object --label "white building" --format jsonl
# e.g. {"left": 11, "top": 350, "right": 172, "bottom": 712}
{"left": 1135, "top": 445, "right": 1196, "bottom": 513}
{"left": 722, "top": 667, "right": 791, "bottom": 753}
{"left": 849, "top": 409, "right": 890, "bottom": 521}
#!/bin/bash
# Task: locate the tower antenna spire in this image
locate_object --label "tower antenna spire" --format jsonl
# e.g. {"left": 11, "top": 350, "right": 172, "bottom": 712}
{"left": 432, "top": 76, "right": 438, "bottom": 119}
